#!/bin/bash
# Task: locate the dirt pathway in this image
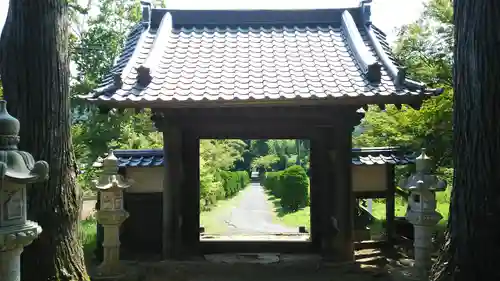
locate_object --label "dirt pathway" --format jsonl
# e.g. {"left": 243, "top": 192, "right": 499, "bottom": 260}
{"left": 201, "top": 183, "right": 298, "bottom": 235}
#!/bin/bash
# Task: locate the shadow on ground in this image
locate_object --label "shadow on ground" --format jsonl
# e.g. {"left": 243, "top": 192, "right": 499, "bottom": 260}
{"left": 88, "top": 245, "right": 413, "bottom": 281}
{"left": 266, "top": 191, "right": 308, "bottom": 218}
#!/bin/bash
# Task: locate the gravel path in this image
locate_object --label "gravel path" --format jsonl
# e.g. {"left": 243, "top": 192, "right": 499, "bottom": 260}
{"left": 209, "top": 182, "right": 297, "bottom": 235}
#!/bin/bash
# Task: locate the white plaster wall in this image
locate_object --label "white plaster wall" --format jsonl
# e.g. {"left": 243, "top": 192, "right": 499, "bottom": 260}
{"left": 351, "top": 165, "right": 388, "bottom": 192}
{"left": 125, "top": 167, "right": 164, "bottom": 193}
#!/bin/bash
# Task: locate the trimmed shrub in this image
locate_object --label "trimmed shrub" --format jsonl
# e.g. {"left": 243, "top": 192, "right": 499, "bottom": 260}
{"left": 220, "top": 170, "right": 250, "bottom": 198}
{"left": 279, "top": 165, "right": 309, "bottom": 211}
{"left": 263, "top": 171, "right": 284, "bottom": 197}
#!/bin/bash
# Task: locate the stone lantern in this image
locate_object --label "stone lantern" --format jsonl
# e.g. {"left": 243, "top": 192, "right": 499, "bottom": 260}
{"left": 400, "top": 148, "right": 446, "bottom": 281}
{"left": 92, "top": 151, "right": 131, "bottom": 279}
{"left": 0, "top": 100, "right": 49, "bottom": 281}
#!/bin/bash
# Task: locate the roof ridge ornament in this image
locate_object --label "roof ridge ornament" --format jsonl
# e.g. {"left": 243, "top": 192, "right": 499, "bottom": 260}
{"left": 136, "top": 65, "right": 152, "bottom": 87}
{"left": 360, "top": 0, "right": 372, "bottom": 24}
{"left": 396, "top": 66, "right": 407, "bottom": 86}
{"left": 113, "top": 73, "right": 123, "bottom": 88}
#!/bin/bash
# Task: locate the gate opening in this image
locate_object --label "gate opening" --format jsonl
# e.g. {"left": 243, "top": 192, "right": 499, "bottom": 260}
{"left": 198, "top": 139, "right": 311, "bottom": 241}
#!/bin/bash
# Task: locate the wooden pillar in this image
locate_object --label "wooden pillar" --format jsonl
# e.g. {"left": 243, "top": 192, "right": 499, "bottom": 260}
{"left": 385, "top": 164, "right": 396, "bottom": 244}
{"left": 309, "top": 134, "right": 330, "bottom": 252}
{"left": 315, "top": 128, "right": 337, "bottom": 258}
{"left": 181, "top": 131, "right": 200, "bottom": 256}
{"left": 330, "top": 121, "right": 355, "bottom": 262}
{"left": 160, "top": 119, "right": 184, "bottom": 259}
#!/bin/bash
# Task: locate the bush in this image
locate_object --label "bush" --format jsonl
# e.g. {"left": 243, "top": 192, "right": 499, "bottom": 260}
{"left": 263, "top": 171, "right": 284, "bottom": 197}
{"left": 220, "top": 170, "right": 250, "bottom": 198}
{"left": 279, "top": 165, "right": 309, "bottom": 211}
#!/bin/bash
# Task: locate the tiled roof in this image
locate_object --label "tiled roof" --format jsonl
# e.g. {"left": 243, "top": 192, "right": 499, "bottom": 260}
{"left": 351, "top": 147, "right": 415, "bottom": 166}
{"left": 113, "top": 149, "right": 164, "bottom": 167}
{"left": 83, "top": 2, "right": 442, "bottom": 107}
{"left": 109, "top": 147, "right": 415, "bottom": 168}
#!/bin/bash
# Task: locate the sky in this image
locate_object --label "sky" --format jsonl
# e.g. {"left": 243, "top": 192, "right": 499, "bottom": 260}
{"left": 0, "top": 0, "right": 426, "bottom": 43}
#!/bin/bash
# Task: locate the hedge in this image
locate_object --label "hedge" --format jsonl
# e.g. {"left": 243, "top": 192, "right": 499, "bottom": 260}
{"left": 220, "top": 170, "right": 250, "bottom": 198}
{"left": 264, "top": 165, "right": 310, "bottom": 211}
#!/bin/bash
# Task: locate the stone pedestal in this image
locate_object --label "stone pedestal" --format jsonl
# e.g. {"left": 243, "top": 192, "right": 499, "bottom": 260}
{"left": 0, "top": 247, "right": 22, "bottom": 281}
{"left": 93, "top": 210, "right": 129, "bottom": 279}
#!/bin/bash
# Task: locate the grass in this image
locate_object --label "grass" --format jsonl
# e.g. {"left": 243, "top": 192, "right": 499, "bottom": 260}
{"left": 79, "top": 216, "right": 97, "bottom": 264}
{"left": 269, "top": 187, "right": 452, "bottom": 235}
{"left": 265, "top": 192, "right": 311, "bottom": 229}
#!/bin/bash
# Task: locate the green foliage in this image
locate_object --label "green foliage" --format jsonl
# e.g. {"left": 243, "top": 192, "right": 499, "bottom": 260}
{"left": 198, "top": 139, "right": 248, "bottom": 211}
{"left": 248, "top": 139, "right": 310, "bottom": 172}
{"left": 263, "top": 171, "right": 284, "bottom": 197}
{"left": 279, "top": 165, "right": 309, "bottom": 211}
{"left": 251, "top": 154, "right": 280, "bottom": 171}
{"left": 70, "top": 0, "right": 158, "bottom": 190}
{"left": 264, "top": 166, "right": 310, "bottom": 212}
{"left": 354, "top": 0, "right": 453, "bottom": 181}
{"left": 71, "top": 0, "right": 140, "bottom": 98}
{"left": 220, "top": 171, "right": 250, "bottom": 198}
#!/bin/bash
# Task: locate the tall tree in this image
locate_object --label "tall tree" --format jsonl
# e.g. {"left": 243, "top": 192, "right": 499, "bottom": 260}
{"left": 0, "top": 0, "right": 88, "bottom": 280}
{"left": 432, "top": 0, "right": 500, "bottom": 280}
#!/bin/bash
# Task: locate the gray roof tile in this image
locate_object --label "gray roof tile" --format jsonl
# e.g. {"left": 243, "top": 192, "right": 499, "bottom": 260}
{"left": 107, "top": 147, "right": 415, "bottom": 168}
{"left": 351, "top": 147, "right": 415, "bottom": 166}
{"left": 85, "top": 5, "right": 442, "bottom": 107}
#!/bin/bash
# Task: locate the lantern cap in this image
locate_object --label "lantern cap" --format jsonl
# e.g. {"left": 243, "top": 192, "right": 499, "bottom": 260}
{"left": 0, "top": 101, "right": 49, "bottom": 184}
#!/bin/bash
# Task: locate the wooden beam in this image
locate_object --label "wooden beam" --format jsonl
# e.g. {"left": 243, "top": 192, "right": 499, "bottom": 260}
{"left": 159, "top": 106, "right": 342, "bottom": 120}
{"left": 355, "top": 191, "right": 387, "bottom": 199}
{"left": 200, "top": 241, "right": 313, "bottom": 254}
{"left": 193, "top": 123, "right": 325, "bottom": 139}
{"left": 385, "top": 164, "right": 396, "bottom": 245}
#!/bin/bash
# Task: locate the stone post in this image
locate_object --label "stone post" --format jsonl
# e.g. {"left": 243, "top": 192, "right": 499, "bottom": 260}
{"left": 92, "top": 151, "right": 131, "bottom": 279}
{"left": 400, "top": 148, "right": 446, "bottom": 281}
{"left": 0, "top": 100, "right": 49, "bottom": 281}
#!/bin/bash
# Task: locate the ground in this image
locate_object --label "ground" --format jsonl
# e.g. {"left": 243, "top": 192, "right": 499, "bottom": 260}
{"left": 87, "top": 246, "right": 416, "bottom": 281}
{"left": 79, "top": 182, "right": 450, "bottom": 280}
{"left": 200, "top": 182, "right": 299, "bottom": 236}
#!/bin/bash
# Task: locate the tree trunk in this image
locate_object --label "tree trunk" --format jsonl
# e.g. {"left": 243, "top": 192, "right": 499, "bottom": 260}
{"left": 432, "top": 1, "right": 500, "bottom": 281}
{"left": 0, "top": 1, "right": 89, "bottom": 280}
